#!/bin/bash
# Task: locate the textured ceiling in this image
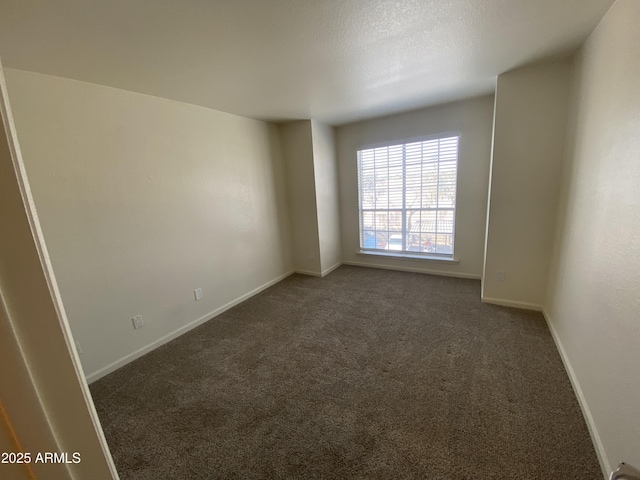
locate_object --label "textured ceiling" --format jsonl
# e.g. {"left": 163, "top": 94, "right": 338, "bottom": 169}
{"left": 0, "top": 0, "right": 614, "bottom": 125}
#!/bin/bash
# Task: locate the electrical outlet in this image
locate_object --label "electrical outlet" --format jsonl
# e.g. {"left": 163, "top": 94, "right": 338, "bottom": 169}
{"left": 132, "top": 314, "right": 144, "bottom": 329}
{"left": 194, "top": 288, "right": 203, "bottom": 301}
{"left": 74, "top": 340, "right": 83, "bottom": 355}
{"left": 496, "top": 271, "right": 506, "bottom": 282}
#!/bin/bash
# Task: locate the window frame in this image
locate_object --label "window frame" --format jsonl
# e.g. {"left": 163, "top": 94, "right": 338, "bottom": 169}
{"left": 356, "top": 133, "right": 460, "bottom": 260}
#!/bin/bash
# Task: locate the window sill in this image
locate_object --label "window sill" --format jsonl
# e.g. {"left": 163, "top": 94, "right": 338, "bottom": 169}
{"left": 356, "top": 250, "right": 459, "bottom": 264}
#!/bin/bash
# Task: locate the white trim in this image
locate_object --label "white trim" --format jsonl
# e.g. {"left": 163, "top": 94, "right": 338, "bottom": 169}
{"left": 292, "top": 262, "right": 342, "bottom": 278}
{"left": 1, "top": 60, "right": 120, "bottom": 478}
{"left": 542, "top": 309, "right": 610, "bottom": 480}
{"left": 342, "top": 260, "right": 480, "bottom": 279}
{"left": 481, "top": 296, "right": 543, "bottom": 311}
{"left": 321, "top": 262, "right": 342, "bottom": 277}
{"left": 357, "top": 250, "right": 459, "bottom": 264}
{"left": 86, "top": 270, "right": 295, "bottom": 383}
{"left": 294, "top": 269, "right": 323, "bottom": 277}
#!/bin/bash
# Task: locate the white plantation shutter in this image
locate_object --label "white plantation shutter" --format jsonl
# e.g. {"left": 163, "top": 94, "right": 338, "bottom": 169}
{"left": 357, "top": 136, "right": 459, "bottom": 256}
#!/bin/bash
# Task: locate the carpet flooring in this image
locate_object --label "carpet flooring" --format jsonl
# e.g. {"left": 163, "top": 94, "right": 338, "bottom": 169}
{"left": 90, "top": 266, "right": 601, "bottom": 479}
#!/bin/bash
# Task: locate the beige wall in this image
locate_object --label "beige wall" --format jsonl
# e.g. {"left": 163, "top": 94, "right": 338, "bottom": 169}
{"left": 545, "top": 0, "right": 640, "bottom": 474}
{"left": 0, "top": 65, "right": 116, "bottom": 479}
{"left": 281, "top": 120, "right": 322, "bottom": 275}
{"left": 5, "top": 69, "right": 293, "bottom": 380}
{"left": 483, "top": 60, "right": 572, "bottom": 308}
{"left": 336, "top": 96, "right": 494, "bottom": 278}
{"left": 281, "top": 120, "right": 341, "bottom": 276}
{"left": 311, "top": 120, "right": 341, "bottom": 274}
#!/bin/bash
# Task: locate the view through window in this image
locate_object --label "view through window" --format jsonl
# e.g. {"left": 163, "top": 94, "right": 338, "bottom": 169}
{"left": 357, "top": 136, "right": 459, "bottom": 256}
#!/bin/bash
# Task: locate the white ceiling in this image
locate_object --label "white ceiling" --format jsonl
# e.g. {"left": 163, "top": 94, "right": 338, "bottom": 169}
{"left": 0, "top": 0, "right": 614, "bottom": 125}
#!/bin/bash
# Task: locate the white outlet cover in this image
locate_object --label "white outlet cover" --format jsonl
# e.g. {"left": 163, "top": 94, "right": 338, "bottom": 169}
{"left": 132, "top": 314, "right": 144, "bottom": 329}
{"left": 194, "top": 288, "right": 203, "bottom": 301}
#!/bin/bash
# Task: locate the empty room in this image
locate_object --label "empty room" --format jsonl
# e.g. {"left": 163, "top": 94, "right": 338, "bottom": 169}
{"left": 0, "top": 0, "right": 638, "bottom": 479}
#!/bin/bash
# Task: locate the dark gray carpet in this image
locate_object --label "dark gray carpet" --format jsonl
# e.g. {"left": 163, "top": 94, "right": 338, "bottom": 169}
{"left": 90, "top": 266, "right": 601, "bottom": 479}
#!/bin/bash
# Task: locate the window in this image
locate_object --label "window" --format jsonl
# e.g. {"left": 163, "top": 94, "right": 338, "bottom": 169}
{"left": 357, "top": 135, "right": 459, "bottom": 257}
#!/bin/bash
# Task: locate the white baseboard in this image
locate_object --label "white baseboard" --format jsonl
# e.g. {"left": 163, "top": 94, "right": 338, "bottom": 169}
{"left": 294, "top": 269, "right": 323, "bottom": 277}
{"left": 86, "top": 270, "right": 295, "bottom": 383}
{"left": 481, "top": 296, "right": 543, "bottom": 311}
{"left": 321, "top": 262, "right": 342, "bottom": 277}
{"left": 342, "top": 260, "right": 481, "bottom": 279}
{"left": 294, "top": 262, "right": 343, "bottom": 278}
{"left": 542, "top": 308, "right": 610, "bottom": 479}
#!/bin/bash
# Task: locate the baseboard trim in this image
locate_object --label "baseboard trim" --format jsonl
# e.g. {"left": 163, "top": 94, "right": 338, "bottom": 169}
{"left": 542, "top": 309, "right": 610, "bottom": 479}
{"left": 86, "top": 269, "right": 295, "bottom": 383}
{"left": 321, "top": 262, "right": 342, "bottom": 277}
{"left": 342, "top": 260, "right": 481, "bottom": 280}
{"left": 481, "top": 296, "right": 543, "bottom": 311}
{"left": 294, "top": 269, "right": 323, "bottom": 277}
{"left": 293, "top": 262, "right": 343, "bottom": 278}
